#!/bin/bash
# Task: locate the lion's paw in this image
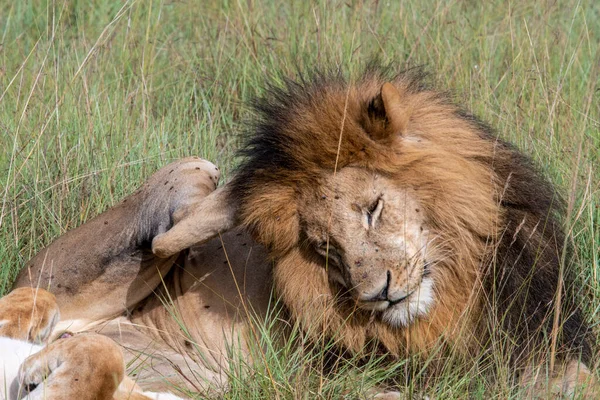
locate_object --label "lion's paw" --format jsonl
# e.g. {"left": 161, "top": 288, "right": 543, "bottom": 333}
{"left": 144, "top": 157, "right": 221, "bottom": 217}
{"left": 149, "top": 158, "right": 237, "bottom": 258}
{"left": 0, "top": 288, "right": 59, "bottom": 344}
{"left": 18, "top": 351, "right": 60, "bottom": 393}
{"left": 18, "top": 333, "right": 125, "bottom": 399}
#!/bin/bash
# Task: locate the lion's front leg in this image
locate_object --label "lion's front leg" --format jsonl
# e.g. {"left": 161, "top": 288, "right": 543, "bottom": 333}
{"left": 13, "top": 158, "right": 223, "bottom": 322}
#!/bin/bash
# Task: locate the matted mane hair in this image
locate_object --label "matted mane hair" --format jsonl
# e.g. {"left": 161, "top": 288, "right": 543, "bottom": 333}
{"left": 228, "top": 64, "right": 592, "bottom": 365}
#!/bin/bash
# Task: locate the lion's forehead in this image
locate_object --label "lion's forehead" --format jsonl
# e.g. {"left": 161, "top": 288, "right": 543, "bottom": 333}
{"left": 308, "top": 168, "right": 426, "bottom": 222}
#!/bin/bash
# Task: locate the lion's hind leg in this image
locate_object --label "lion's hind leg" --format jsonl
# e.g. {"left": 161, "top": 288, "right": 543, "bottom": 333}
{"left": 14, "top": 157, "right": 223, "bottom": 323}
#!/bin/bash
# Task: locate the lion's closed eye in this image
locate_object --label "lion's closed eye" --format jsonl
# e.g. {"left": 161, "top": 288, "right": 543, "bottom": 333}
{"left": 365, "top": 196, "right": 384, "bottom": 228}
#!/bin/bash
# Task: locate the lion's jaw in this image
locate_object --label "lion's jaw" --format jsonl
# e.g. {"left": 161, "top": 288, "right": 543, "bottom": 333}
{"left": 300, "top": 167, "right": 436, "bottom": 327}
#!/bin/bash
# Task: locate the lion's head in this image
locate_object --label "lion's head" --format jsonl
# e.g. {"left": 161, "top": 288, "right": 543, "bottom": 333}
{"left": 226, "top": 68, "right": 497, "bottom": 344}
{"left": 225, "top": 66, "right": 591, "bottom": 360}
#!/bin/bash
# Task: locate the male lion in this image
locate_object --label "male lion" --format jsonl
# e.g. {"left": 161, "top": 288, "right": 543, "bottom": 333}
{"left": 7, "top": 66, "right": 596, "bottom": 398}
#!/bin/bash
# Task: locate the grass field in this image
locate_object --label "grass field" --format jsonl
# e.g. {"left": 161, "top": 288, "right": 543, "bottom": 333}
{"left": 0, "top": 0, "right": 598, "bottom": 398}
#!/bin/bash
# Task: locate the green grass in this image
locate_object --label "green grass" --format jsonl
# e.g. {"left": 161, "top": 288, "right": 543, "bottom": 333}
{"left": 1, "top": 0, "right": 598, "bottom": 398}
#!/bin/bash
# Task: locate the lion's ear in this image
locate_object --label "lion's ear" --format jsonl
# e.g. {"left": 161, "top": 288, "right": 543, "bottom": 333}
{"left": 366, "top": 82, "right": 410, "bottom": 140}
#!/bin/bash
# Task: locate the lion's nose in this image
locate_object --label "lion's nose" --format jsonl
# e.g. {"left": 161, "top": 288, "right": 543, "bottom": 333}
{"left": 363, "top": 271, "right": 391, "bottom": 302}
{"left": 362, "top": 271, "right": 411, "bottom": 304}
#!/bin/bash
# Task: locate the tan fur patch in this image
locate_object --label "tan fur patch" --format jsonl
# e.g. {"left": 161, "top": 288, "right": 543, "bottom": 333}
{"left": 0, "top": 287, "right": 59, "bottom": 344}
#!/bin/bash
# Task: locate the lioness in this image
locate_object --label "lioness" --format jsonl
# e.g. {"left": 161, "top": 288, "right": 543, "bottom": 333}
{"left": 5, "top": 67, "right": 596, "bottom": 398}
{"left": 0, "top": 288, "right": 183, "bottom": 400}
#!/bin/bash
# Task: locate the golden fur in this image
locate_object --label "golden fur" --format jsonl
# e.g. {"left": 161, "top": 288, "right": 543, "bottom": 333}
{"left": 0, "top": 287, "right": 60, "bottom": 344}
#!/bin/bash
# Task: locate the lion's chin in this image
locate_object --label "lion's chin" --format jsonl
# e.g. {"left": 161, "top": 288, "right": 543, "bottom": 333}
{"left": 381, "top": 277, "right": 435, "bottom": 327}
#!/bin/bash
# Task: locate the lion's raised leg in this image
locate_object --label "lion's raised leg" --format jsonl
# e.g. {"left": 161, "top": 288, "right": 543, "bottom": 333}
{"left": 13, "top": 158, "right": 223, "bottom": 323}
